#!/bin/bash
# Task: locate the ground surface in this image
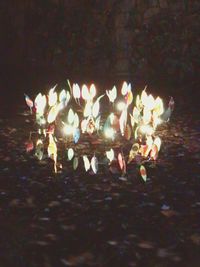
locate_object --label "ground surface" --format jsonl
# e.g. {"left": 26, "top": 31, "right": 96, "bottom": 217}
{"left": 0, "top": 101, "right": 200, "bottom": 267}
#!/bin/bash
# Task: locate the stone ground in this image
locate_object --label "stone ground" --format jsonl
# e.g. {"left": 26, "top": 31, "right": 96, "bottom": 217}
{"left": 0, "top": 97, "right": 200, "bottom": 267}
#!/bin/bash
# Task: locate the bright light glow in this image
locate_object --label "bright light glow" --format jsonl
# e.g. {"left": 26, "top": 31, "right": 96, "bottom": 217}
{"left": 132, "top": 107, "right": 140, "bottom": 124}
{"left": 154, "top": 97, "right": 164, "bottom": 116}
{"left": 48, "top": 86, "right": 58, "bottom": 107}
{"left": 121, "top": 81, "right": 128, "bottom": 95}
{"left": 106, "top": 148, "right": 114, "bottom": 162}
{"left": 73, "top": 113, "right": 79, "bottom": 128}
{"left": 81, "top": 119, "right": 88, "bottom": 133}
{"left": 146, "top": 136, "right": 153, "bottom": 147}
{"left": 47, "top": 105, "right": 59, "bottom": 124}
{"left": 59, "top": 89, "right": 67, "bottom": 102}
{"left": 106, "top": 86, "right": 117, "bottom": 103}
{"left": 117, "top": 101, "right": 126, "bottom": 111}
{"left": 84, "top": 101, "right": 92, "bottom": 117}
{"left": 72, "top": 83, "right": 80, "bottom": 99}
{"left": 92, "top": 99, "right": 100, "bottom": 118}
{"left": 35, "top": 93, "right": 46, "bottom": 115}
{"left": 104, "top": 128, "right": 115, "bottom": 139}
{"left": 136, "top": 94, "right": 141, "bottom": 109}
{"left": 154, "top": 136, "right": 162, "bottom": 151}
{"left": 126, "top": 90, "right": 133, "bottom": 106}
{"left": 141, "top": 89, "right": 148, "bottom": 106}
{"left": 83, "top": 155, "right": 90, "bottom": 171}
{"left": 63, "top": 124, "right": 74, "bottom": 135}
{"left": 47, "top": 134, "right": 57, "bottom": 173}
{"left": 153, "top": 116, "right": 162, "bottom": 129}
{"left": 68, "top": 108, "right": 75, "bottom": 124}
{"left": 143, "top": 107, "right": 151, "bottom": 125}
{"left": 140, "top": 125, "right": 154, "bottom": 135}
{"left": 109, "top": 113, "right": 115, "bottom": 124}
{"left": 147, "top": 94, "right": 155, "bottom": 110}
{"left": 24, "top": 81, "right": 170, "bottom": 173}
{"left": 82, "top": 85, "right": 90, "bottom": 100}
{"left": 90, "top": 84, "right": 96, "bottom": 99}
{"left": 119, "top": 108, "right": 127, "bottom": 136}
{"left": 68, "top": 148, "right": 74, "bottom": 160}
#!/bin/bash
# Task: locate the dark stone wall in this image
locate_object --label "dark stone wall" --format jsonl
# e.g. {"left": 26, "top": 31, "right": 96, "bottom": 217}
{"left": 1, "top": 0, "right": 200, "bottom": 85}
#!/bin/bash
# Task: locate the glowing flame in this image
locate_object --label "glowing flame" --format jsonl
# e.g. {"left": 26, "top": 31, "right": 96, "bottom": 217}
{"left": 47, "top": 104, "right": 59, "bottom": 124}
{"left": 25, "top": 82, "right": 170, "bottom": 173}
{"left": 72, "top": 83, "right": 81, "bottom": 99}
{"left": 104, "top": 128, "right": 115, "bottom": 139}
{"left": 117, "top": 101, "right": 126, "bottom": 111}
{"left": 35, "top": 93, "right": 46, "bottom": 115}
{"left": 63, "top": 124, "right": 74, "bottom": 135}
{"left": 106, "top": 148, "right": 114, "bottom": 162}
{"left": 140, "top": 125, "right": 154, "bottom": 136}
{"left": 48, "top": 86, "right": 58, "bottom": 107}
{"left": 106, "top": 86, "right": 117, "bottom": 103}
{"left": 68, "top": 108, "right": 75, "bottom": 124}
{"left": 90, "top": 84, "right": 96, "bottom": 99}
{"left": 121, "top": 81, "right": 128, "bottom": 96}
{"left": 92, "top": 98, "right": 100, "bottom": 118}
{"left": 48, "top": 134, "right": 57, "bottom": 173}
{"left": 84, "top": 101, "right": 92, "bottom": 117}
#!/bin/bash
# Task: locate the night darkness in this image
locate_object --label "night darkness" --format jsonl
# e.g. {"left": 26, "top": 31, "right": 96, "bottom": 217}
{"left": 0, "top": 1, "right": 200, "bottom": 267}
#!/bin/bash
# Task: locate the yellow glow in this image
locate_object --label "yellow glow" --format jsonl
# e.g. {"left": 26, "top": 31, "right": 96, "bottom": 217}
{"left": 126, "top": 90, "right": 133, "bottom": 106}
{"left": 154, "top": 97, "right": 164, "bottom": 116}
{"left": 47, "top": 134, "right": 57, "bottom": 173}
{"left": 47, "top": 105, "right": 59, "bottom": 124}
{"left": 136, "top": 94, "right": 141, "bottom": 109}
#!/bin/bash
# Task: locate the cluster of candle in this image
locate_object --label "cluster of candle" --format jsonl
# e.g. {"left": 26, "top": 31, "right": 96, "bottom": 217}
{"left": 25, "top": 81, "right": 174, "bottom": 179}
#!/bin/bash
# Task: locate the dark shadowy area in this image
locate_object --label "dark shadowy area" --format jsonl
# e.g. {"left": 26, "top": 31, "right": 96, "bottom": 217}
{"left": 0, "top": 1, "right": 200, "bottom": 267}
{"left": 0, "top": 108, "right": 200, "bottom": 267}
{"left": 1, "top": 0, "right": 200, "bottom": 108}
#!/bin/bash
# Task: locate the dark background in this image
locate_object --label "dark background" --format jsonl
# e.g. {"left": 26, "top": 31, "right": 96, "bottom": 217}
{"left": 0, "top": 0, "right": 200, "bottom": 113}
{"left": 1, "top": 2, "right": 200, "bottom": 267}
